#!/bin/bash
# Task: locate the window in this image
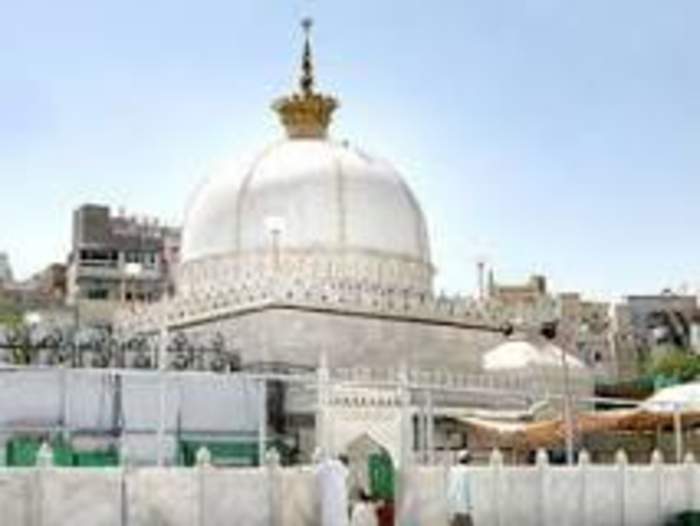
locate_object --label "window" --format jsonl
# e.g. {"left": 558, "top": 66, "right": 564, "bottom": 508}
{"left": 80, "top": 249, "right": 118, "bottom": 265}
{"left": 87, "top": 288, "right": 109, "bottom": 300}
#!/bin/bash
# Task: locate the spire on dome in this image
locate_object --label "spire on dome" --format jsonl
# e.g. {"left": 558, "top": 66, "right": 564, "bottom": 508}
{"left": 273, "top": 18, "right": 338, "bottom": 139}
{"left": 300, "top": 17, "right": 314, "bottom": 96}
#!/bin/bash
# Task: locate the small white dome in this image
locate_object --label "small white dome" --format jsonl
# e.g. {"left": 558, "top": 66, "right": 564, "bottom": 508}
{"left": 483, "top": 340, "right": 586, "bottom": 371}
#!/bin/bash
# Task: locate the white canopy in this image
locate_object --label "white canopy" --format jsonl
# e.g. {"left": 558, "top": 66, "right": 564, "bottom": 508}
{"left": 642, "top": 382, "right": 700, "bottom": 412}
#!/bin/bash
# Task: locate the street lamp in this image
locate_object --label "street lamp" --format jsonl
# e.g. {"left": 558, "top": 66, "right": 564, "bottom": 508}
{"left": 156, "top": 294, "right": 169, "bottom": 466}
{"left": 577, "top": 321, "right": 590, "bottom": 363}
{"left": 123, "top": 262, "right": 143, "bottom": 309}
{"left": 542, "top": 320, "right": 576, "bottom": 465}
{"left": 264, "top": 216, "right": 286, "bottom": 271}
{"left": 21, "top": 311, "right": 42, "bottom": 365}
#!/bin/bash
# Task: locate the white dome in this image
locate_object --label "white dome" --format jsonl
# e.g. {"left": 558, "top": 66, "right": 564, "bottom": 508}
{"left": 483, "top": 340, "right": 586, "bottom": 371}
{"left": 178, "top": 24, "right": 434, "bottom": 297}
{"left": 179, "top": 138, "right": 433, "bottom": 293}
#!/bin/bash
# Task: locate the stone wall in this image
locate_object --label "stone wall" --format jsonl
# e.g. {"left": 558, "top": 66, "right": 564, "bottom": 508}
{"left": 401, "top": 451, "right": 700, "bottom": 526}
{"left": 180, "top": 305, "right": 505, "bottom": 371}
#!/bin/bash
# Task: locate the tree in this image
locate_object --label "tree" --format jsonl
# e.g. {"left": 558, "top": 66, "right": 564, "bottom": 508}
{"left": 647, "top": 346, "right": 700, "bottom": 383}
{"left": 0, "top": 294, "right": 22, "bottom": 327}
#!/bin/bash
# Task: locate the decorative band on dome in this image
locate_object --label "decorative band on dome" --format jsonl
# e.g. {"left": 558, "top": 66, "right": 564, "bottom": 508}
{"left": 272, "top": 18, "right": 338, "bottom": 139}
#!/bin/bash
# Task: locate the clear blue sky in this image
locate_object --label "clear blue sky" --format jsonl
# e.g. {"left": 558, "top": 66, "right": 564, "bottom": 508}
{"left": 1, "top": 0, "right": 698, "bottom": 300}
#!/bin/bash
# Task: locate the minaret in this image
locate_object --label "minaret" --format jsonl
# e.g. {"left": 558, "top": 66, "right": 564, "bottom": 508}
{"left": 272, "top": 18, "right": 339, "bottom": 139}
{"left": 487, "top": 268, "right": 496, "bottom": 298}
{"left": 476, "top": 259, "right": 485, "bottom": 300}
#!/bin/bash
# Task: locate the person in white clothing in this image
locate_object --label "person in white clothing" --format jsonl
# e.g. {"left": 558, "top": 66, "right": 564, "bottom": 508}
{"left": 316, "top": 456, "right": 351, "bottom": 526}
{"left": 448, "top": 449, "right": 473, "bottom": 526}
{"left": 350, "top": 490, "right": 378, "bottom": 526}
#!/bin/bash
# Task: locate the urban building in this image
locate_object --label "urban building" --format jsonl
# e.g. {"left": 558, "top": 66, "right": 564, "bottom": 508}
{"left": 555, "top": 293, "right": 615, "bottom": 379}
{"left": 622, "top": 292, "right": 699, "bottom": 357}
{"left": 0, "top": 262, "right": 68, "bottom": 324}
{"left": 610, "top": 302, "right": 640, "bottom": 380}
{"left": 66, "top": 204, "right": 181, "bottom": 326}
{"left": 27, "top": 263, "right": 67, "bottom": 302}
{"left": 487, "top": 272, "right": 548, "bottom": 307}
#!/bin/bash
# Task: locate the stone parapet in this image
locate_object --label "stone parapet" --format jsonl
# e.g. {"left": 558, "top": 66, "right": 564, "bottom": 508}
{"left": 115, "top": 272, "right": 557, "bottom": 337}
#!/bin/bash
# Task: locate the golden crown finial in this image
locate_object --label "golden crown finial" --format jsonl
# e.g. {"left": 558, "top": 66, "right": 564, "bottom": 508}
{"left": 272, "top": 18, "right": 338, "bottom": 139}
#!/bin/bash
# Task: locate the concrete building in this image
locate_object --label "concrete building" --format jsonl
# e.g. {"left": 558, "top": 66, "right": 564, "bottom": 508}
{"left": 555, "top": 293, "right": 615, "bottom": 379}
{"left": 66, "top": 204, "right": 180, "bottom": 326}
{"left": 610, "top": 302, "right": 640, "bottom": 379}
{"left": 488, "top": 272, "right": 548, "bottom": 308}
{"left": 623, "top": 292, "right": 699, "bottom": 358}
{"left": 27, "top": 263, "right": 67, "bottom": 302}
{"left": 603, "top": 293, "right": 700, "bottom": 380}
{"left": 0, "top": 262, "right": 68, "bottom": 325}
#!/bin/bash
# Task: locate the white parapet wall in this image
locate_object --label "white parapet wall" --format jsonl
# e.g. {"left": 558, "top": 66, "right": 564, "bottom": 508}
{"left": 0, "top": 452, "right": 349, "bottom": 526}
{"left": 399, "top": 449, "right": 700, "bottom": 526}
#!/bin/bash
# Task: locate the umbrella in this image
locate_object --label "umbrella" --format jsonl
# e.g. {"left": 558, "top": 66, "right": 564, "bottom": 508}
{"left": 641, "top": 382, "right": 700, "bottom": 462}
{"left": 642, "top": 382, "right": 700, "bottom": 412}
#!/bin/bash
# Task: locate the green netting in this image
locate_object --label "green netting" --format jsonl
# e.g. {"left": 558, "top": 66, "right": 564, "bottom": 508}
{"left": 178, "top": 439, "right": 292, "bottom": 467}
{"left": 5, "top": 437, "right": 43, "bottom": 467}
{"left": 5, "top": 437, "right": 118, "bottom": 467}
{"left": 72, "top": 449, "right": 119, "bottom": 467}
{"left": 666, "top": 511, "right": 700, "bottom": 526}
{"left": 53, "top": 444, "right": 74, "bottom": 467}
{"left": 368, "top": 453, "right": 394, "bottom": 500}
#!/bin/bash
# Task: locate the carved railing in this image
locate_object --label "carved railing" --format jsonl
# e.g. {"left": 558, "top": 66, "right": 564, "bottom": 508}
{"left": 115, "top": 274, "right": 558, "bottom": 335}
{"left": 0, "top": 326, "right": 240, "bottom": 372}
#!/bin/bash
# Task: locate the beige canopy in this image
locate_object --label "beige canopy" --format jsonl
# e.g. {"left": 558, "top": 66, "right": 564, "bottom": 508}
{"left": 458, "top": 409, "right": 700, "bottom": 450}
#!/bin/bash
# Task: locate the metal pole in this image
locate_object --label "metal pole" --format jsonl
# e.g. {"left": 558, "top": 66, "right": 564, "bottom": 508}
{"left": 674, "top": 405, "right": 683, "bottom": 463}
{"left": 272, "top": 230, "right": 280, "bottom": 271}
{"left": 477, "top": 261, "right": 484, "bottom": 300}
{"left": 59, "top": 368, "right": 68, "bottom": 440}
{"left": 418, "top": 394, "right": 426, "bottom": 464}
{"left": 399, "top": 364, "right": 412, "bottom": 467}
{"left": 560, "top": 345, "right": 575, "bottom": 465}
{"left": 73, "top": 287, "right": 80, "bottom": 334}
{"left": 426, "top": 389, "right": 435, "bottom": 465}
{"left": 258, "top": 379, "right": 267, "bottom": 466}
{"left": 156, "top": 300, "right": 168, "bottom": 466}
{"left": 315, "top": 352, "right": 329, "bottom": 457}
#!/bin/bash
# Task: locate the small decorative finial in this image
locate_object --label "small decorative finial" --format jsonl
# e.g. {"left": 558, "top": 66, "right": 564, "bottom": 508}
{"left": 300, "top": 17, "right": 314, "bottom": 96}
{"left": 196, "top": 446, "right": 212, "bottom": 467}
{"left": 272, "top": 18, "right": 338, "bottom": 139}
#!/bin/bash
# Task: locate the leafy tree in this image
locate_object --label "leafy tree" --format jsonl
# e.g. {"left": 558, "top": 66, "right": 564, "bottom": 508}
{"left": 0, "top": 294, "right": 22, "bottom": 327}
{"left": 647, "top": 346, "right": 700, "bottom": 383}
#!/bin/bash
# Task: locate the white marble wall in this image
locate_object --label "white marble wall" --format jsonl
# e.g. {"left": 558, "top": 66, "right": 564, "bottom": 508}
{"left": 402, "top": 450, "right": 700, "bottom": 526}
{"left": 181, "top": 307, "right": 504, "bottom": 371}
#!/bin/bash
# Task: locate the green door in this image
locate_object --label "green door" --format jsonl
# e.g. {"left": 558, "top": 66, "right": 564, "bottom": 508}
{"left": 368, "top": 452, "right": 394, "bottom": 500}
